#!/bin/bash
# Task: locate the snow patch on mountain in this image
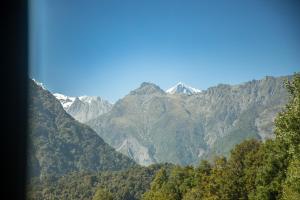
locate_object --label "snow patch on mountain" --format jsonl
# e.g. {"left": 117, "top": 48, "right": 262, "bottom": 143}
{"left": 166, "top": 82, "right": 201, "bottom": 95}
{"left": 54, "top": 93, "right": 113, "bottom": 123}
{"left": 53, "top": 93, "right": 76, "bottom": 110}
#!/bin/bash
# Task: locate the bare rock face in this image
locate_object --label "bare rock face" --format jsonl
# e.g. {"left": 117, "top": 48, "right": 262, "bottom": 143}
{"left": 116, "top": 137, "right": 156, "bottom": 166}
{"left": 87, "top": 76, "right": 290, "bottom": 166}
{"left": 54, "top": 94, "right": 113, "bottom": 123}
{"left": 67, "top": 96, "right": 112, "bottom": 123}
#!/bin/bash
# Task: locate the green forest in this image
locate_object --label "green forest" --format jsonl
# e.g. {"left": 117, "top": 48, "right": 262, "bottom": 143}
{"left": 28, "top": 74, "right": 300, "bottom": 200}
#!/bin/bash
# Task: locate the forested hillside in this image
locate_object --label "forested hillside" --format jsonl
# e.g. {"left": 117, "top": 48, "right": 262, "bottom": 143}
{"left": 27, "top": 79, "right": 136, "bottom": 180}
{"left": 27, "top": 164, "right": 173, "bottom": 200}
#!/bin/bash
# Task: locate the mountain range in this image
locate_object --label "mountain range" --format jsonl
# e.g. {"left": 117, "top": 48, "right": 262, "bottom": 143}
{"left": 53, "top": 82, "right": 201, "bottom": 124}
{"left": 48, "top": 76, "right": 291, "bottom": 166}
{"left": 85, "top": 76, "right": 290, "bottom": 166}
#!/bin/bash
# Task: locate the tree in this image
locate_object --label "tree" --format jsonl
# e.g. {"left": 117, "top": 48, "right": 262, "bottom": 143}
{"left": 203, "top": 156, "right": 229, "bottom": 200}
{"left": 142, "top": 167, "right": 173, "bottom": 200}
{"left": 275, "top": 73, "right": 300, "bottom": 153}
{"left": 225, "top": 139, "right": 261, "bottom": 200}
{"left": 92, "top": 187, "right": 113, "bottom": 200}
{"left": 275, "top": 74, "right": 300, "bottom": 199}
{"left": 282, "top": 158, "right": 300, "bottom": 200}
{"left": 249, "top": 140, "right": 289, "bottom": 200}
{"left": 183, "top": 160, "right": 212, "bottom": 200}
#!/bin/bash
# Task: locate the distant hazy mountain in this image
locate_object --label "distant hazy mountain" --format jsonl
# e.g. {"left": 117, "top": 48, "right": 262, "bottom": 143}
{"left": 53, "top": 93, "right": 112, "bottom": 123}
{"left": 166, "top": 82, "right": 201, "bottom": 95}
{"left": 28, "top": 79, "right": 136, "bottom": 179}
{"left": 87, "top": 75, "right": 290, "bottom": 166}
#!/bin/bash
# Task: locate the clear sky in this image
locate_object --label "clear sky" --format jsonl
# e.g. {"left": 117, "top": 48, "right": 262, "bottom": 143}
{"left": 30, "top": 0, "right": 300, "bottom": 102}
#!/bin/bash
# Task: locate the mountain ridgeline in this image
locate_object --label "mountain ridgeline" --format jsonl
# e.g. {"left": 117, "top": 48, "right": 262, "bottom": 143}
{"left": 27, "top": 80, "right": 136, "bottom": 179}
{"left": 87, "top": 75, "right": 290, "bottom": 166}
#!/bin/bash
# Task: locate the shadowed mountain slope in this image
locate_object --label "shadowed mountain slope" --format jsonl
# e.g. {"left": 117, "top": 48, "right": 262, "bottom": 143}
{"left": 28, "top": 80, "right": 136, "bottom": 179}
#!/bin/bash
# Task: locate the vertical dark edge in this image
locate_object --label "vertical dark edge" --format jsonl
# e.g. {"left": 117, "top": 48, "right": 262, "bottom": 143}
{"left": 18, "top": 0, "right": 29, "bottom": 198}
{"left": 2, "top": 0, "right": 28, "bottom": 199}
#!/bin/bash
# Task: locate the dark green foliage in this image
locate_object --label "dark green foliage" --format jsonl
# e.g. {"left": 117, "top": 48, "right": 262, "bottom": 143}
{"left": 143, "top": 165, "right": 195, "bottom": 200}
{"left": 92, "top": 187, "right": 113, "bottom": 200}
{"left": 27, "top": 164, "right": 173, "bottom": 200}
{"left": 28, "top": 79, "right": 136, "bottom": 179}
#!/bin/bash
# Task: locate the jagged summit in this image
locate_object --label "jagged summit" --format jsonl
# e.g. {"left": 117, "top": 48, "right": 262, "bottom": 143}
{"left": 130, "top": 82, "right": 165, "bottom": 95}
{"left": 166, "top": 82, "right": 201, "bottom": 95}
{"left": 32, "top": 78, "right": 47, "bottom": 90}
{"left": 79, "top": 96, "right": 106, "bottom": 104}
{"left": 140, "top": 82, "right": 157, "bottom": 87}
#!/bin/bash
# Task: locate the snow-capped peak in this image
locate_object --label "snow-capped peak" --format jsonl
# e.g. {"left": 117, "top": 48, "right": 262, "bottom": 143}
{"left": 32, "top": 78, "right": 47, "bottom": 90}
{"left": 53, "top": 93, "right": 111, "bottom": 111}
{"left": 166, "top": 82, "right": 201, "bottom": 95}
{"left": 53, "top": 93, "right": 76, "bottom": 110}
{"left": 53, "top": 92, "right": 113, "bottom": 123}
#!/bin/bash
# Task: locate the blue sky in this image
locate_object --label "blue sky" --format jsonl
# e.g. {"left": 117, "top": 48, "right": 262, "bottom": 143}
{"left": 30, "top": 0, "right": 300, "bottom": 102}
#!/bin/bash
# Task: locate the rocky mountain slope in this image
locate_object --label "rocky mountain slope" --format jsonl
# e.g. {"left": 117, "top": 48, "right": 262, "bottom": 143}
{"left": 28, "top": 79, "right": 136, "bottom": 179}
{"left": 87, "top": 75, "right": 290, "bottom": 166}
{"left": 54, "top": 93, "right": 112, "bottom": 123}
